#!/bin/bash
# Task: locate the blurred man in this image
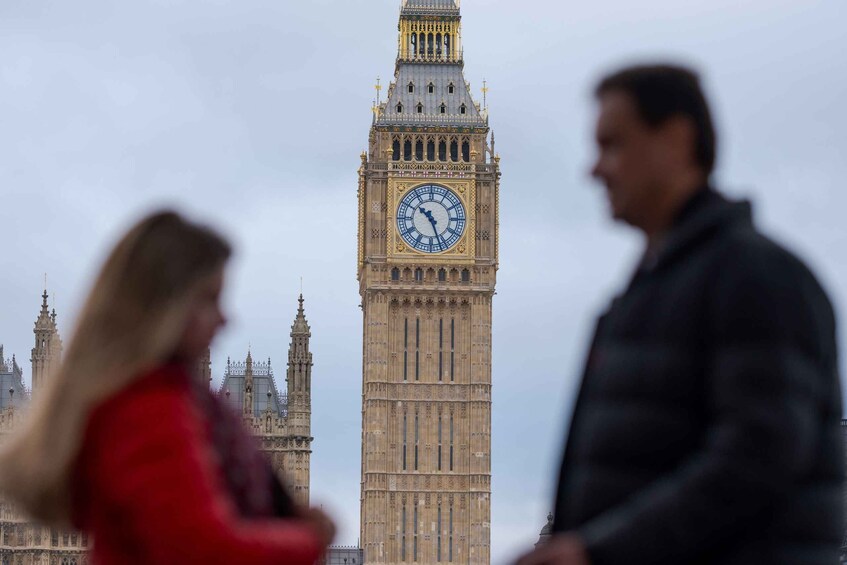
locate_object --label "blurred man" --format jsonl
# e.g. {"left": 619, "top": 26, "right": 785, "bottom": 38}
{"left": 517, "top": 65, "right": 843, "bottom": 564}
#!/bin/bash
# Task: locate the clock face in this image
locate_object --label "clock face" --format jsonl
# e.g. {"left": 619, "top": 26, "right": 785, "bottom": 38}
{"left": 397, "top": 184, "right": 466, "bottom": 253}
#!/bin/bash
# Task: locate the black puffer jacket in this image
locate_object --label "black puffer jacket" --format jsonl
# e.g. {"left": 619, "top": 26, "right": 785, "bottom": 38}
{"left": 553, "top": 189, "right": 843, "bottom": 564}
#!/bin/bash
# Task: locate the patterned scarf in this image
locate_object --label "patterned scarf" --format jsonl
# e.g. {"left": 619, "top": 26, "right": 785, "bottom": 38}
{"left": 189, "top": 376, "right": 295, "bottom": 518}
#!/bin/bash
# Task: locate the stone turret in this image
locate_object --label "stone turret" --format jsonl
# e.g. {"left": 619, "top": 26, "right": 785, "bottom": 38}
{"left": 31, "top": 289, "right": 63, "bottom": 396}
{"left": 197, "top": 348, "right": 212, "bottom": 387}
{"left": 287, "top": 294, "right": 312, "bottom": 439}
{"left": 243, "top": 348, "right": 255, "bottom": 419}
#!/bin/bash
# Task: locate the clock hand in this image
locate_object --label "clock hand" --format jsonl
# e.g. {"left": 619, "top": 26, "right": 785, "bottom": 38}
{"left": 419, "top": 207, "right": 438, "bottom": 236}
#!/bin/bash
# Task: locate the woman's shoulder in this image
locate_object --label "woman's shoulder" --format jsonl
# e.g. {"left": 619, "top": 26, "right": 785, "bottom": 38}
{"left": 88, "top": 363, "right": 196, "bottom": 435}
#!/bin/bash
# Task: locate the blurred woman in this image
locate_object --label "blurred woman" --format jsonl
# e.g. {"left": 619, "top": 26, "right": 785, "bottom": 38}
{"left": 0, "top": 211, "right": 334, "bottom": 564}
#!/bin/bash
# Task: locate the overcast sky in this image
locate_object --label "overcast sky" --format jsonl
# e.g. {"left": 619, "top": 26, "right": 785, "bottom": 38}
{"left": 2, "top": 0, "right": 845, "bottom": 561}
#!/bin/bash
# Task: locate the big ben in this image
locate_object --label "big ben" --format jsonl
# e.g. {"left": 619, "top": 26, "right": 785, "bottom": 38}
{"left": 357, "top": 1, "right": 499, "bottom": 563}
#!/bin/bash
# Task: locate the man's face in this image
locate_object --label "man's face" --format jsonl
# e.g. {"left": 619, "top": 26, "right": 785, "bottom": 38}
{"left": 591, "top": 91, "right": 668, "bottom": 228}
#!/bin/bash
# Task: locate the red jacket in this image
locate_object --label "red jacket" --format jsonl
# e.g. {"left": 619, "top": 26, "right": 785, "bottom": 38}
{"left": 73, "top": 364, "right": 324, "bottom": 564}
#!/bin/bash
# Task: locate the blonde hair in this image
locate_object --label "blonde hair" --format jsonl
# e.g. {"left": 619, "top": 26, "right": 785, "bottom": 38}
{"left": 0, "top": 210, "right": 231, "bottom": 526}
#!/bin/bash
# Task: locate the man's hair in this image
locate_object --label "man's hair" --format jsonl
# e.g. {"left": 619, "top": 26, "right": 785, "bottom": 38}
{"left": 596, "top": 64, "right": 717, "bottom": 175}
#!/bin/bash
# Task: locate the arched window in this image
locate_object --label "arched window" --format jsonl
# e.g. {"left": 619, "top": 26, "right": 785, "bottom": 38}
{"left": 416, "top": 103, "right": 423, "bottom": 114}
{"left": 436, "top": 33, "right": 442, "bottom": 57}
{"left": 462, "top": 140, "right": 470, "bottom": 162}
{"left": 392, "top": 138, "right": 401, "bottom": 161}
{"left": 448, "top": 82, "right": 455, "bottom": 94}
{"left": 414, "top": 268, "right": 424, "bottom": 282}
{"left": 391, "top": 268, "right": 400, "bottom": 281}
{"left": 461, "top": 269, "right": 470, "bottom": 282}
{"left": 427, "top": 33, "right": 434, "bottom": 55}
{"left": 396, "top": 103, "right": 403, "bottom": 113}
{"left": 408, "top": 82, "right": 415, "bottom": 93}
{"left": 459, "top": 104, "right": 467, "bottom": 115}
{"left": 438, "top": 139, "right": 447, "bottom": 161}
{"left": 415, "top": 139, "right": 424, "bottom": 161}
{"left": 440, "top": 103, "right": 446, "bottom": 114}
{"left": 411, "top": 33, "right": 417, "bottom": 56}
{"left": 428, "top": 82, "right": 435, "bottom": 94}
{"left": 404, "top": 139, "right": 412, "bottom": 161}
{"left": 445, "top": 34, "right": 451, "bottom": 57}
{"left": 450, "top": 140, "right": 458, "bottom": 162}
{"left": 438, "top": 268, "right": 447, "bottom": 282}
{"left": 427, "top": 140, "right": 435, "bottom": 161}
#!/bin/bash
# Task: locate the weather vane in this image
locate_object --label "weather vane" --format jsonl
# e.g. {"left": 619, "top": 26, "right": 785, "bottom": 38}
{"left": 482, "top": 79, "right": 489, "bottom": 110}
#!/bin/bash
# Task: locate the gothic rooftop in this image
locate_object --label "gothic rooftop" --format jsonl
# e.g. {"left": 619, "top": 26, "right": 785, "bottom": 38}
{"left": 401, "top": 0, "right": 460, "bottom": 16}
{"left": 218, "top": 351, "right": 287, "bottom": 419}
{"left": 0, "top": 348, "right": 28, "bottom": 411}
{"left": 376, "top": 63, "right": 486, "bottom": 129}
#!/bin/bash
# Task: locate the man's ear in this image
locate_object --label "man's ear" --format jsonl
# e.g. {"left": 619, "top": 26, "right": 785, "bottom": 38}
{"left": 658, "top": 115, "right": 698, "bottom": 168}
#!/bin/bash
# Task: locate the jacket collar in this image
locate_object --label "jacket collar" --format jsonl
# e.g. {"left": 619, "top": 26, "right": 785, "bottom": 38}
{"left": 640, "top": 187, "right": 753, "bottom": 274}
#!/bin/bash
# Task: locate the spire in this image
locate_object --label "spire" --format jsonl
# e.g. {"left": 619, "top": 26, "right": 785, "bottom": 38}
{"left": 291, "top": 294, "right": 311, "bottom": 336}
{"left": 32, "top": 287, "right": 63, "bottom": 396}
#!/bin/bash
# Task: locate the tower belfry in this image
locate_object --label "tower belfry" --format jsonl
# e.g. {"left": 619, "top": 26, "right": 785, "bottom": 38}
{"left": 31, "top": 288, "right": 63, "bottom": 396}
{"left": 358, "top": 1, "right": 499, "bottom": 562}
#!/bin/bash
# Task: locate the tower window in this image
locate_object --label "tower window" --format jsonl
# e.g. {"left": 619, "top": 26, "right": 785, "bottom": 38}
{"left": 404, "top": 139, "right": 412, "bottom": 161}
{"left": 450, "top": 140, "right": 458, "bottom": 162}
{"left": 440, "top": 104, "right": 446, "bottom": 114}
{"left": 408, "top": 82, "right": 415, "bottom": 93}
{"left": 427, "top": 140, "right": 435, "bottom": 161}
{"left": 392, "top": 139, "right": 401, "bottom": 161}
{"left": 413, "top": 504, "right": 419, "bottom": 561}
{"left": 449, "top": 413, "right": 454, "bottom": 471}
{"left": 449, "top": 503, "right": 454, "bottom": 561}
{"left": 448, "top": 83, "right": 455, "bottom": 94}
{"left": 461, "top": 269, "right": 470, "bottom": 282}
{"left": 450, "top": 318, "right": 455, "bottom": 382}
{"left": 438, "top": 268, "right": 447, "bottom": 282}
{"left": 462, "top": 140, "right": 470, "bottom": 162}
{"left": 416, "top": 103, "right": 423, "bottom": 114}
{"left": 438, "top": 139, "right": 447, "bottom": 161}
{"left": 414, "top": 411, "right": 419, "bottom": 471}
{"left": 428, "top": 82, "right": 435, "bottom": 94}
{"left": 439, "top": 318, "right": 444, "bottom": 381}
{"left": 404, "top": 317, "right": 409, "bottom": 381}
{"left": 397, "top": 103, "right": 403, "bottom": 113}
{"left": 459, "top": 104, "right": 467, "bottom": 115}
{"left": 415, "top": 140, "right": 424, "bottom": 161}
{"left": 438, "top": 414, "right": 443, "bottom": 471}
{"left": 414, "top": 267, "right": 423, "bottom": 281}
{"left": 437, "top": 504, "right": 443, "bottom": 561}
{"left": 403, "top": 411, "right": 408, "bottom": 470}
{"left": 402, "top": 502, "right": 407, "bottom": 561}
{"left": 415, "top": 318, "right": 420, "bottom": 381}
{"left": 391, "top": 267, "right": 400, "bottom": 281}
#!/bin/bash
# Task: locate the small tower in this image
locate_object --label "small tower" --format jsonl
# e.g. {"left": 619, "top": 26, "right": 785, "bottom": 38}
{"left": 286, "top": 294, "right": 313, "bottom": 504}
{"left": 31, "top": 288, "right": 63, "bottom": 396}
{"left": 243, "top": 348, "right": 254, "bottom": 419}
{"left": 197, "top": 348, "right": 212, "bottom": 387}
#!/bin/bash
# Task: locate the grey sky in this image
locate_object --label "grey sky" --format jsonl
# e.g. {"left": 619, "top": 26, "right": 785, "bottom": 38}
{"left": 2, "top": 0, "right": 845, "bottom": 561}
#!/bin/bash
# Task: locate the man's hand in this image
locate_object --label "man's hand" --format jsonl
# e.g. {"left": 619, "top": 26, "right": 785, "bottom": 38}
{"left": 514, "top": 533, "right": 590, "bottom": 565}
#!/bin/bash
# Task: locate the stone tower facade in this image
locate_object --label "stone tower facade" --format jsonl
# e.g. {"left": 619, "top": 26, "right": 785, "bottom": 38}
{"left": 358, "top": 1, "right": 500, "bottom": 563}
{"left": 30, "top": 290, "right": 63, "bottom": 395}
{"left": 219, "top": 295, "right": 313, "bottom": 506}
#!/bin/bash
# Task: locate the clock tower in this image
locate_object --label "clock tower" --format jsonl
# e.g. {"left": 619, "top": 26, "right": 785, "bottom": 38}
{"left": 357, "top": 1, "right": 499, "bottom": 563}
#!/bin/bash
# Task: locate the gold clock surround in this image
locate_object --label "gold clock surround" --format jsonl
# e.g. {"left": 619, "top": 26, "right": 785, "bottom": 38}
{"left": 388, "top": 177, "right": 476, "bottom": 262}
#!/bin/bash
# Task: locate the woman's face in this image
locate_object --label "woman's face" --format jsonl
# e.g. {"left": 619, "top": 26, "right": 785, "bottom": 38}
{"left": 176, "top": 267, "right": 227, "bottom": 361}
